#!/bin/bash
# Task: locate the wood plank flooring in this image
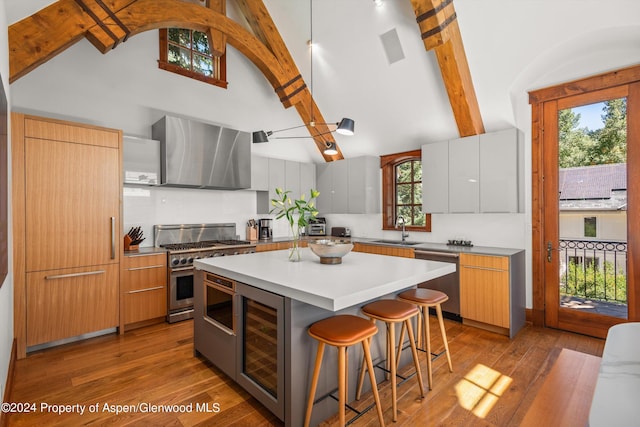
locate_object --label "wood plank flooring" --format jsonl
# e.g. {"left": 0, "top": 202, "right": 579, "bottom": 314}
{"left": 5, "top": 318, "right": 604, "bottom": 426}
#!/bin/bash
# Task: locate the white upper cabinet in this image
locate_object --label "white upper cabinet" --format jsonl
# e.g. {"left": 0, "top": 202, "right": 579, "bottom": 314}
{"left": 315, "top": 156, "right": 380, "bottom": 214}
{"left": 285, "top": 160, "right": 301, "bottom": 199}
{"left": 449, "top": 135, "right": 480, "bottom": 213}
{"left": 422, "top": 128, "right": 523, "bottom": 214}
{"left": 255, "top": 156, "right": 317, "bottom": 214}
{"left": 422, "top": 140, "right": 449, "bottom": 214}
{"left": 299, "top": 162, "right": 317, "bottom": 200}
{"left": 479, "top": 128, "right": 523, "bottom": 213}
{"left": 251, "top": 155, "right": 269, "bottom": 191}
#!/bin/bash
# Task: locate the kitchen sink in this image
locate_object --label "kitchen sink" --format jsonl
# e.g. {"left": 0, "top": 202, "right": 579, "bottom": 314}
{"left": 369, "top": 239, "right": 422, "bottom": 246}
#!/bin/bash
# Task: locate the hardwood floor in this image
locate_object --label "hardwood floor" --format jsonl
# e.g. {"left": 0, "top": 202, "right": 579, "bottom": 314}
{"left": 5, "top": 318, "right": 604, "bottom": 426}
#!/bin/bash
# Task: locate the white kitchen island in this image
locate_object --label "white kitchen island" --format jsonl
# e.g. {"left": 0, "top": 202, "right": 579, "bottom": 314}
{"left": 194, "top": 248, "right": 456, "bottom": 426}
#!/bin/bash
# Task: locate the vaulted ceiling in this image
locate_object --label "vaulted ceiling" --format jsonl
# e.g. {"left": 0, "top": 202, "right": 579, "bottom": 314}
{"left": 8, "top": 0, "right": 484, "bottom": 161}
{"left": 5, "top": 1, "right": 640, "bottom": 163}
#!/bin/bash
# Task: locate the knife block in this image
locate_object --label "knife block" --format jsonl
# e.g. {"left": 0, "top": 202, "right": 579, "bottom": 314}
{"left": 246, "top": 227, "right": 258, "bottom": 241}
{"left": 123, "top": 235, "right": 139, "bottom": 251}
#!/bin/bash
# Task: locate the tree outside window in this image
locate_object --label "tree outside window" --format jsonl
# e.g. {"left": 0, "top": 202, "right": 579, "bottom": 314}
{"left": 159, "top": 28, "right": 227, "bottom": 88}
{"left": 395, "top": 160, "right": 424, "bottom": 226}
{"left": 381, "top": 150, "right": 431, "bottom": 232}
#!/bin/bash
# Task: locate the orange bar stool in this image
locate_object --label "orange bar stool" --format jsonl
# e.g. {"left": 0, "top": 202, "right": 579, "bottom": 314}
{"left": 304, "top": 314, "right": 385, "bottom": 427}
{"left": 397, "top": 288, "right": 453, "bottom": 390}
{"left": 355, "top": 299, "right": 424, "bottom": 422}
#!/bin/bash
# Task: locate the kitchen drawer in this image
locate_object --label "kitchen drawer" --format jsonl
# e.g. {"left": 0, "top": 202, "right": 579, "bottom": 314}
{"left": 26, "top": 264, "right": 119, "bottom": 347}
{"left": 122, "top": 253, "right": 166, "bottom": 292}
{"left": 123, "top": 286, "right": 166, "bottom": 324}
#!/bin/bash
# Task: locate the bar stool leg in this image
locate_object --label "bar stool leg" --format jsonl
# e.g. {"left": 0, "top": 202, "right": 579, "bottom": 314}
{"left": 388, "top": 321, "right": 398, "bottom": 422}
{"left": 436, "top": 304, "right": 453, "bottom": 372}
{"left": 362, "top": 337, "right": 386, "bottom": 427}
{"left": 422, "top": 306, "right": 433, "bottom": 390}
{"left": 304, "top": 342, "right": 326, "bottom": 427}
{"left": 404, "top": 318, "right": 425, "bottom": 398}
{"left": 338, "top": 346, "right": 346, "bottom": 426}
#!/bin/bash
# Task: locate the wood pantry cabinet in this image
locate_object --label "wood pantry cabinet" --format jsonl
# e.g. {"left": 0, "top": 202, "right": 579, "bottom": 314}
{"left": 459, "top": 252, "right": 526, "bottom": 338}
{"left": 121, "top": 253, "right": 167, "bottom": 330}
{"left": 12, "top": 114, "right": 122, "bottom": 357}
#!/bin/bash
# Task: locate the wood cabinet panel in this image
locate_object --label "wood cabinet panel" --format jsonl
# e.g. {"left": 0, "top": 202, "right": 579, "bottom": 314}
{"left": 12, "top": 113, "right": 123, "bottom": 357}
{"left": 123, "top": 254, "right": 166, "bottom": 291}
{"left": 26, "top": 264, "right": 119, "bottom": 346}
{"left": 460, "top": 254, "right": 510, "bottom": 329}
{"left": 25, "top": 117, "right": 120, "bottom": 148}
{"left": 25, "top": 137, "right": 120, "bottom": 272}
{"left": 353, "top": 243, "right": 414, "bottom": 258}
{"left": 122, "top": 254, "right": 167, "bottom": 326}
{"left": 123, "top": 288, "right": 166, "bottom": 325}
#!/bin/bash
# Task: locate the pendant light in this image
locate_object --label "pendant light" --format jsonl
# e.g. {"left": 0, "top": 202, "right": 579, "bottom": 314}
{"left": 252, "top": 0, "right": 354, "bottom": 151}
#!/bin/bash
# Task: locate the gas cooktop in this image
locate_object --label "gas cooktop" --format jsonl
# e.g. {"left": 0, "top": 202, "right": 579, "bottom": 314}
{"left": 160, "top": 239, "right": 252, "bottom": 251}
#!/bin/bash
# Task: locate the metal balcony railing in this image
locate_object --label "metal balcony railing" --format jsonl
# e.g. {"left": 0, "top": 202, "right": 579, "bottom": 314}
{"left": 559, "top": 239, "right": 628, "bottom": 304}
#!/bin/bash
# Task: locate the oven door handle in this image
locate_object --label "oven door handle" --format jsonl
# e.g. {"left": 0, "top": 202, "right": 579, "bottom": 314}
{"left": 171, "top": 266, "right": 194, "bottom": 273}
{"left": 204, "top": 317, "right": 235, "bottom": 336}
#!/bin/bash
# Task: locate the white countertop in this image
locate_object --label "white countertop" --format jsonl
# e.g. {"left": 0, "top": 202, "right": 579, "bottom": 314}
{"left": 589, "top": 322, "right": 640, "bottom": 427}
{"left": 194, "top": 248, "right": 456, "bottom": 311}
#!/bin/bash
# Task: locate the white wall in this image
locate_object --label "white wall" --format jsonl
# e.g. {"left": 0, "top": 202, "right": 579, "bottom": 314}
{"left": 0, "top": 0, "right": 13, "bottom": 404}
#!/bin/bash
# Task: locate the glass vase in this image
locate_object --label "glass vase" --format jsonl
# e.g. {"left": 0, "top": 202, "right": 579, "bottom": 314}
{"left": 289, "top": 226, "right": 302, "bottom": 262}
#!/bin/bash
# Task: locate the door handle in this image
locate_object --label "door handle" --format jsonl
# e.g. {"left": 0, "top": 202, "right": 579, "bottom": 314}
{"left": 547, "top": 241, "right": 553, "bottom": 263}
{"left": 110, "top": 217, "right": 116, "bottom": 260}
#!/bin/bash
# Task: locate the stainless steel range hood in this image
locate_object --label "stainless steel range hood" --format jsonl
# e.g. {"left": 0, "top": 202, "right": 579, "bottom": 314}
{"left": 152, "top": 115, "right": 251, "bottom": 190}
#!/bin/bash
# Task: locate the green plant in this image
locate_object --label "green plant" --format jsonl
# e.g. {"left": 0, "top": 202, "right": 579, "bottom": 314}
{"left": 561, "top": 260, "right": 627, "bottom": 303}
{"left": 270, "top": 188, "right": 320, "bottom": 229}
{"left": 270, "top": 188, "right": 320, "bottom": 261}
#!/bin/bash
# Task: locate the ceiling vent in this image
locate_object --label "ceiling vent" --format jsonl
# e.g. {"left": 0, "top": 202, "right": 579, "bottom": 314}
{"left": 380, "top": 28, "right": 405, "bottom": 65}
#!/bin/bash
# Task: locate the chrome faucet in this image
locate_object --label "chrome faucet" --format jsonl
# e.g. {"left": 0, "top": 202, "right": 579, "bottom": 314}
{"left": 396, "top": 216, "right": 409, "bottom": 242}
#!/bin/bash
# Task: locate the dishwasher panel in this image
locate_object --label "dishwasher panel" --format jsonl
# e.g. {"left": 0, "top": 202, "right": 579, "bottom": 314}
{"left": 415, "top": 250, "right": 461, "bottom": 320}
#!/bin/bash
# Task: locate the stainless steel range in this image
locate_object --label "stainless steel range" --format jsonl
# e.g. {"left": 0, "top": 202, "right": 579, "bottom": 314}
{"left": 155, "top": 223, "right": 256, "bottom": 323}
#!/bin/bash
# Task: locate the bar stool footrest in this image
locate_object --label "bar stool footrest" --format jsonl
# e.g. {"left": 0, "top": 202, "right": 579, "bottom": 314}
{"left": 314, "top": 388, "right": 379, "bottom": 426}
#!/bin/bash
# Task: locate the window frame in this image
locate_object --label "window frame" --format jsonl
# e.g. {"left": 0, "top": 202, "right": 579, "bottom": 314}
{"left": 381, "top": 149, "right": 431, "bottom": 232}
{"left": 158, "top": 28, "right": 228, "bottom": 89}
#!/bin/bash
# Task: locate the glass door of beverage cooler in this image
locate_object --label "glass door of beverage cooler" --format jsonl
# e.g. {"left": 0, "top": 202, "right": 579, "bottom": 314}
{"left": 235, "top": 282, "right": 285, "bottom": 420}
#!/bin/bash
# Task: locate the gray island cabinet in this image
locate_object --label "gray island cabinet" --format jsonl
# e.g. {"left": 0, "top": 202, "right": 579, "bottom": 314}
{"left": 194, "top": 249, "right": 455, "bottom": 426}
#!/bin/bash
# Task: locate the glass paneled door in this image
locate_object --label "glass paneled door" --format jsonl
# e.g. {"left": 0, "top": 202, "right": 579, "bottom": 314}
{"left": 543, "top": 86, "right": 636, "bottom": 338}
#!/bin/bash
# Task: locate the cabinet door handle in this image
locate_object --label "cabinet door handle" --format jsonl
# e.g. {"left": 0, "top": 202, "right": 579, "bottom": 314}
{"left": 128, "top": 285, "right": 164, "bottom": 294}
{"left": 462, "top": 265, "right": 506, "bottom": 272}
{"left": 111, "top": 217, "right": 116, "bottom": 260}
{"left": 127, "top": 265, "right": 165, "bottom": 271}
{"left": 45, "top": 270, "right": 106, "bottom": 280}
{"left": 415, "top": 250, "right": 459, "bottom": 259}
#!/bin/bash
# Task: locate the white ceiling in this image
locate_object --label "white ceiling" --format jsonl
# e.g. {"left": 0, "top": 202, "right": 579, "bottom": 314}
{"left": 6, "top": 0, "right": 640, "bottom": 163}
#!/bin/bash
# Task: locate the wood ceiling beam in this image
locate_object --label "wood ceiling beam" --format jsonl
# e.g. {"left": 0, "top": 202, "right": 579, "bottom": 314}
{"left": 235, "top": 0, "right": 342, "bottom": 161}
{"left": 8, "top": 0, "right": 342, "bottom": 161}
{"left": 410, "top": 0, "right": 485, "bottom": 137}
{"left": 206, "top": 0, "right": 226, "bottom": 58}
